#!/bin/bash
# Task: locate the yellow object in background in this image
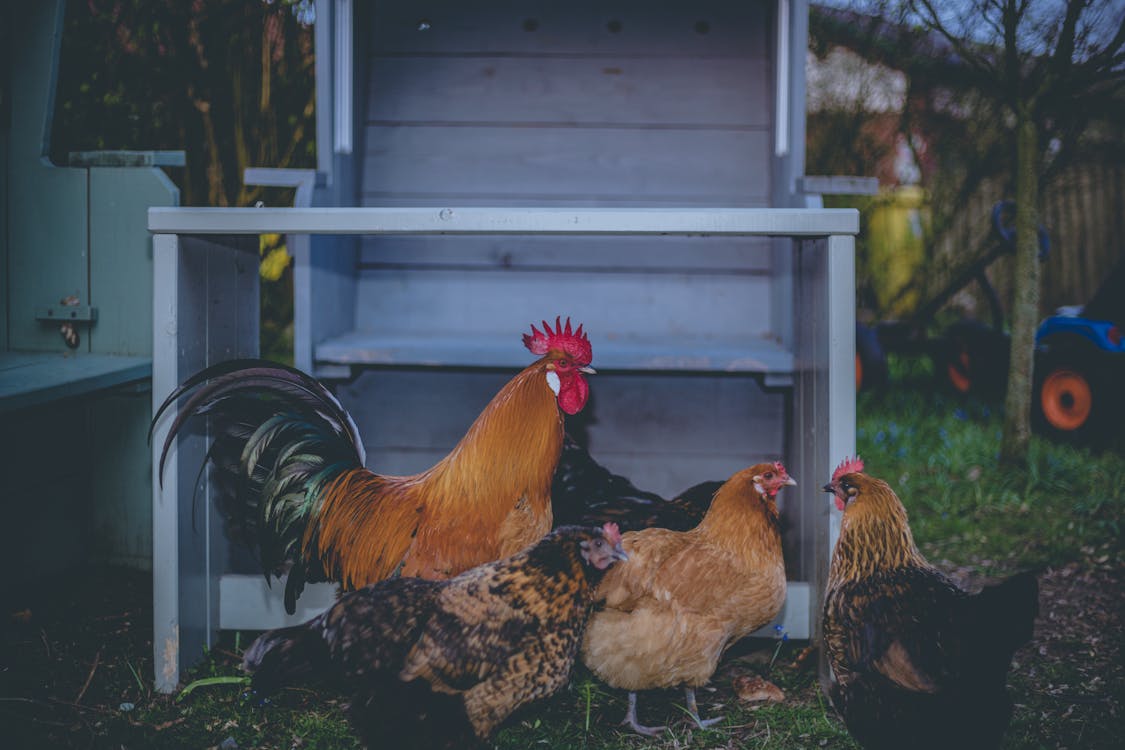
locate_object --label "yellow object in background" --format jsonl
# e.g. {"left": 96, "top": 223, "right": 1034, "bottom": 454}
{"left": 259, "top": 233, "right": 291, "bottom": 281}
{"left": 865, "top": 186, "right": 929, "bottom": 318}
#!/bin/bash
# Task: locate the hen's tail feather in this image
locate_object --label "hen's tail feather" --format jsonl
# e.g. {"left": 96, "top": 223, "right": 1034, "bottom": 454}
{"left": 965, "top": 570, "right": 1039, "bottom": 684}
{"left": 980, "top": 570, "right": 1039, "bottom": 652}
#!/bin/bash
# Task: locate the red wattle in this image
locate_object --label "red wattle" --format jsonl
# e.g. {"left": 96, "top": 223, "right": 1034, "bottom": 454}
{"left": 558, "top": 373, "right": 590, "bottom": 415}
{"left": 834, "top": 497, "right": 846, "bottom": 512}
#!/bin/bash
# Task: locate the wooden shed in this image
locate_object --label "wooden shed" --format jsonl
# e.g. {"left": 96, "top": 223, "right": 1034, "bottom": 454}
{"left": 150, "top": 0, "right": 857, "bottom": 692}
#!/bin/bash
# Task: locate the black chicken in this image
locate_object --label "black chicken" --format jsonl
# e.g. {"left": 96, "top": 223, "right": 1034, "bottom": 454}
{"left": 551, "top": 434, "right": 720, "bottom": 532}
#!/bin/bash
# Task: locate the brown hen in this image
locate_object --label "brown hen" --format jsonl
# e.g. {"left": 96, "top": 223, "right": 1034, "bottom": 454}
{"left": 581, "top": 462, "right": 795, "bottom": 735}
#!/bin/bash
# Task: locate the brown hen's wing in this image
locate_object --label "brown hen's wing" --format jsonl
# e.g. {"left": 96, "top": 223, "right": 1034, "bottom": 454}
{"left": 598, "top": 530, "right": 744, "bottom": 617}
{"left": 830, "top": 567, "right": 963, "bottom": 693}
{"left": 596, "top": 528, "right": 687, "bottom": 609}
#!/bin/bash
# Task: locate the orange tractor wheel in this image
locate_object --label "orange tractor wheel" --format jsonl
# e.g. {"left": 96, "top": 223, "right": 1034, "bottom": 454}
{"left": 1039, "top": 369, "right": 1093, "bottom": 432}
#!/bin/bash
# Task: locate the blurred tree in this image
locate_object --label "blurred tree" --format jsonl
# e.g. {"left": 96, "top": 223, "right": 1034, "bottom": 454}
{"left": 903, "top": 0, "right": 1124, "bottom": 464}
{"left": 812, "top": 0, "right": 1123, "bottom": 464}
{"left": 52, "top": 0, "right": 316, "bottom": 208}
{"left": 52, "top": 0, "right": 316, "bottom": 362}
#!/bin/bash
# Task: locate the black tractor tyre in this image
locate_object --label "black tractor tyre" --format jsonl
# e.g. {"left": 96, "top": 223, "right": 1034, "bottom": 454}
{"left": 938, "top": 320, "right": 1009, "bottom": 398}
{"left": 856, "top": 323, "right": 889, "bottom": 391}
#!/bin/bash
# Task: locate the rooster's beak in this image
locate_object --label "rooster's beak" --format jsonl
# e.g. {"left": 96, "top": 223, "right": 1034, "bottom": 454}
{"left": 580, "top": 366, "right": 596, "bottom": 375}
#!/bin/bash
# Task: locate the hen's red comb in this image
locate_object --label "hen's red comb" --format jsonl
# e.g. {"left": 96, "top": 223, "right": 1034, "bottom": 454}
{"left": 602, "top": 522, "right": 622, "bottom": 547}
{"left": 773, "top": 461, "right": 789, "bottom": 477}
{"left": 832, "top": 456, "right": 864, "bottom": 482}
{"left": 522, "top": 316, "right": 593, "bottom": 365}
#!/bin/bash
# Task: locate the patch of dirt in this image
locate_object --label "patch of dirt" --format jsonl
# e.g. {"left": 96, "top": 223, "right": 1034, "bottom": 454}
{"left": 0, "top": 562, "right": 1121, "bottom": 748}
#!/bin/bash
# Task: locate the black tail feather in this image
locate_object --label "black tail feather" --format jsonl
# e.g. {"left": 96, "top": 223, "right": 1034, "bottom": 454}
{"left": 152, "top": 359, "right": 363, "bottom": 488}
{"left": 149, "top": 359, "right": 366, "bottom": 612}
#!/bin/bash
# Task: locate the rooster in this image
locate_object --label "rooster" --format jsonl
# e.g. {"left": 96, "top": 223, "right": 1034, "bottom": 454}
{"left": 581, "top": 462, "right": 796, "bottom": 735}
{"left": 821, "top": 457, "right": 1039, "bottom": 750}
{"left": 151, "top": 318, "right": 594, "bottom": 612}
{"left": 242, "top": 523, "right": 628, "bottom": 749}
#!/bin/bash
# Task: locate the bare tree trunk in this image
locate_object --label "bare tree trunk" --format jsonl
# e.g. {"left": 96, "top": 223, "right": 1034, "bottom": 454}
{"left": 999, "top": 108, "right": 1041, "bottom": 465}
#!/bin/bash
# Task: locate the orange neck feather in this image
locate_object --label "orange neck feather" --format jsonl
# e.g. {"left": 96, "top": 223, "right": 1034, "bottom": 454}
{"left": 829, "top": 477, "right": 928, "bottom": 584}
{"left": 418, "top": 358, "right": 563, "bottom": 520}
{"left": 309, "top": 357, "right": 566, "bottom": 587}
{"left": 696, "top": 467, "right": 783, "bottom": 559}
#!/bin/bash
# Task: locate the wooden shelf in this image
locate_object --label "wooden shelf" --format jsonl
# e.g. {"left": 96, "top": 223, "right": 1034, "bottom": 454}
{"left": 314, "top": 330, "right": 794, "bottom": 379}
{"left": 0, "top": 352, "right": 151, "bottom": 413}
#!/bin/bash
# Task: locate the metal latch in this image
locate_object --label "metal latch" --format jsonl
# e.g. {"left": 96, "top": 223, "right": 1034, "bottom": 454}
{"left": 37, "top": 305, "right": 98, "bottom": 323}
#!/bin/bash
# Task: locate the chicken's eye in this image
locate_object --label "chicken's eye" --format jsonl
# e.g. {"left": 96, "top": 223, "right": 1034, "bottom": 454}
{"left": 764, "top": 472, "right": 774, "bottom": 480}
{"left": 594, "top": 539, "right": 604, "bottom": 547}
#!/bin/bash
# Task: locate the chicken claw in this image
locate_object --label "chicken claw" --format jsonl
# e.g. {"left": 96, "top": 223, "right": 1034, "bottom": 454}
{"left": 684, "top": 687, "right": 724, "bottom": 729}
{"left": 623, "top": 692, "right": 667, "bottom": 736}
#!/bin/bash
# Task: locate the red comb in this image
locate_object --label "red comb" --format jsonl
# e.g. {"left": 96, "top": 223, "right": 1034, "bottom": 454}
{"left": 831, "top": 456, "right": 864, "bottom": 483}
{"left": 773, "top": 461, "right": 788, "bottom": 477}
{"left": 602, "top": 522, "right": 622, "bottom": 546}
{"left": 522, "top": 316, "right": 593, "bottom": 365}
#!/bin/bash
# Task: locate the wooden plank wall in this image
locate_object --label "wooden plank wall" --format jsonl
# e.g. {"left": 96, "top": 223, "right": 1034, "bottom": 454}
{"left": 340, "top": 0, "right": 785, "bottom": 497}
{"left": 356, "top": 0, "right": 776, "bottom": 342}
{"left": 930, "top": 162, "right": 1125, "bottom": 319}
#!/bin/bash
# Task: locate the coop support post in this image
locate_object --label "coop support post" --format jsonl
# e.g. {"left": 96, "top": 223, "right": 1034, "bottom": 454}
{"left": 791, "top": 233, "right": 855, "bottom": 645}
{"left": 152, "top": 232, "right": 180, "bottom": 693}
{"left": 151, "top": 231, "right": 260, "bottom": 693}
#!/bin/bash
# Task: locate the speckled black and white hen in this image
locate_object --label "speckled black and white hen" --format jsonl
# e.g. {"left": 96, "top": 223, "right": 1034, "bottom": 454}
{"left": 242, "top": 523, "right": 627, "bottom": 749}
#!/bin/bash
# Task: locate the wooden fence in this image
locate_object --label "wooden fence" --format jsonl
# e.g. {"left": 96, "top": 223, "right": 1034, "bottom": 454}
{"left": 926, "top": 160, "right": 1125, "bottom": 322}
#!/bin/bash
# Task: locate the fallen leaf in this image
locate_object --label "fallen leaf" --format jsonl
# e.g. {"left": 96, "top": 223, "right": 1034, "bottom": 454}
{"left": 732, "top": 675, "right": 785, "bottom": 704}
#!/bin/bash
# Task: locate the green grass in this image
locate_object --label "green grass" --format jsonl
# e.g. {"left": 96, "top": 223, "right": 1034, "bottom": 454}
{"left": 857, "top": 357, "right": 1124, "bottom": 575}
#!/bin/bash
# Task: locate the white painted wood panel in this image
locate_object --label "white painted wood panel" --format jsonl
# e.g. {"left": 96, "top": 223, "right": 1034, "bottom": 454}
{"left": 369, "top": 0, "right": 770, "bottom": 58}
{"left": 361, "top": 127, "right": 771, "bottom": 204}
{"left": 366, "top": 56, "right": 770, "bottom": 128}
{"left": 148, "top": 207, "right": 860, "bottom": 237}
{"left": 357, "top": 235, "right": 774, "bottom": 273}
{"left": 349, "top": 268, "right": 775, "bottom": 338}
{"left": 315, "top": 331, "right": 793, "bottom": 374}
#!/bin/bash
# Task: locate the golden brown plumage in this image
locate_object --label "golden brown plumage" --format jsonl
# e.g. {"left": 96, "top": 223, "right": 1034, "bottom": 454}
{"left": 821, "top": 457, "right": 1039, "bottom": 750}
{"left": 581, "top": 462, "right": 795, "bottom": 735}
{"left": 242, "top": 524, "right": 628, "bottom": 749}
{"left": 152, "top": 318, "right": 594, "bottom": 612}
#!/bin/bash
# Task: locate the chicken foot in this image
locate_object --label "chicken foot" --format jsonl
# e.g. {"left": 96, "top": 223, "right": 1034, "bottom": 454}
{"left": 684, "top": 687, "right": 723, "bottom": 730}
{"left": 622, "top": 691, "right": 667, "bottom": 736}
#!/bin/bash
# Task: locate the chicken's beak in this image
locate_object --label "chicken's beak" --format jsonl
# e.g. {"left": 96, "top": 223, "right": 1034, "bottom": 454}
{"left": 822, "top": 484, "right": 835, "bottom": 494}
{"left": 579, "top": 366, "right": 596, "bottom": 375}
{"left": 612, "top": 544, "right": 629, "bottom": 562}
{"left": 783, "top": 476, "right": 797, "bottom": 487}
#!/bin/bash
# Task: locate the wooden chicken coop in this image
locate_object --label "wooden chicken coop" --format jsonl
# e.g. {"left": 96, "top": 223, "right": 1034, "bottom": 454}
{"left": 150, "top": 0, "right": 857, "bottom": 692}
